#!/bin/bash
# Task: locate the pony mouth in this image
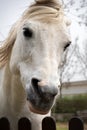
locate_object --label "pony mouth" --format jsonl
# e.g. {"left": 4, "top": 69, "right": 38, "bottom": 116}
{"left": 26, "top": 95, "right": 53, "bottom": 114}
{"left": 27, "top": 101, "right": 49, "bottom": 114}
{"left": 26, "top": 86, "right": 55, "bottom": 114}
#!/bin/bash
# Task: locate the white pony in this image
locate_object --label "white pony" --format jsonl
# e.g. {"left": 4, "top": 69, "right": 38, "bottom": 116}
{"left": 0, "top": 0, "right": 71, "bottom": 130}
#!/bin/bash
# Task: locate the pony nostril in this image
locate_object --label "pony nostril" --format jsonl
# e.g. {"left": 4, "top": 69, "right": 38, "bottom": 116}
{"left": 52, "top": 91, "right": 58, "bottom": 97}
{"left": 31, "top": 78, "right": 40, "bottom": 87}
{"left": 31, "top": 78, "right": 41, "bottom": 93}
{"left": 31, "top": 78, "right": 58, "bottom": 99}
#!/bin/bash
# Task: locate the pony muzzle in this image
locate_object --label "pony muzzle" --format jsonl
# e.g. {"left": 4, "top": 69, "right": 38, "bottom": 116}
{"left": 26, "top": 78, "right": 58, "bottom": 114}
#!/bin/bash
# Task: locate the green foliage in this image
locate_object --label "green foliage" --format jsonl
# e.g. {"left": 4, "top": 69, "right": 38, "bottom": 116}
{"left": 52, "top": 94, "right": 87, "bottom": 113}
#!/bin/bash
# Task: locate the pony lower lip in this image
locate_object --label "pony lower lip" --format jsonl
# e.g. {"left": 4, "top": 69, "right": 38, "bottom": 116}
{"left": 27, "top": 101, "right": 49, "bottom": 115}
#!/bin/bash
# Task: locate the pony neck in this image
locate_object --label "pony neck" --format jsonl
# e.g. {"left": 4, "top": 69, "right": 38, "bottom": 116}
{"left": 2, "top": 62, "right": 26, "bottom": 114}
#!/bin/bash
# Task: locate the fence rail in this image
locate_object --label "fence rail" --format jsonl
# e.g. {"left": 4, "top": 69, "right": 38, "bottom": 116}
{"left": 0, "top": 116, "right": 84, "bottom": 130}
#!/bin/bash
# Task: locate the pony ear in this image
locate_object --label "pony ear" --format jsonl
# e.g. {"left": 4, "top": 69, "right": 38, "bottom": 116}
{"left": 35, "top": 0, "right": 59, "bottom": 3}
{"left": 34, "top": 0, "right": 62, "bottom": 9}
{"left": 0, "top": 25, "right": 17, "bottom": 68}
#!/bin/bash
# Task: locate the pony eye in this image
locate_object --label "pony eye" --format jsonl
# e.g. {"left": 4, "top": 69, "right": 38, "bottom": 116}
{"left": 23, "top": 28, "right": 33, "bottom": 38}
{"left": 64, "top": 42, "right": 71, "bottom": 51}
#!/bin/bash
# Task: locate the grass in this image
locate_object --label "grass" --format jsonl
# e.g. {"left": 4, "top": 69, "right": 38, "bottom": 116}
{"left": 56, "top": 122, "right": 67, "bottom": 130}
{"left": 56, "top": 122, "right": 87, "bottom": 130}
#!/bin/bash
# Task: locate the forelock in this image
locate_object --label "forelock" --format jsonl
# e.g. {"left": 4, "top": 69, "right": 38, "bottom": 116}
{"left": 21, "top": 0, "right": 64, "bottom": 23}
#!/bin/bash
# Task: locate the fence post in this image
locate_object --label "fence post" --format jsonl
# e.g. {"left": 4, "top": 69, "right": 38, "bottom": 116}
{"left": 42, "top": 117, "right": 56, "bottom": 130}
{"left": 18, "top": 117, "right": 31, "bottom": 130}
{"left": 69, "top": 117, "right": 84, "bottom": 130}
{"left": 0, "top": 117, "right": 10, "bottom": 130}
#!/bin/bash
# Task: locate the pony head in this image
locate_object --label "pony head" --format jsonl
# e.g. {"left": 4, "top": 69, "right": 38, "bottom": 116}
{"left": 0, "top": 0, "right": 71, "bottom": 114}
